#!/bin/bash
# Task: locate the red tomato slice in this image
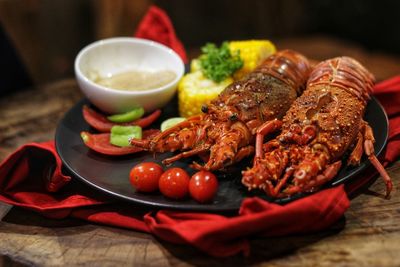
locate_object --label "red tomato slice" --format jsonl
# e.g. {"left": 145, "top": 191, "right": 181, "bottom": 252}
{"left": 81, "top": 129, "right": 160, "bottom": 155}
{"left": 82, "top": 105, "right": 162, "bottom": 132}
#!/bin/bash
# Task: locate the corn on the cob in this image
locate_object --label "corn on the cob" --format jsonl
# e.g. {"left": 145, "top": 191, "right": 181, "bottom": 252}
{"left": 190, "top": 59, "right": 201, "bottom": 72}
{"left": 178, "top": 40, "right": 276, "bottom": 117}
{"left": 229, "top": 40, "right": 276, "bottom": 80}
{"left": 178, "top": 71, "right": 233, "bottom": 118}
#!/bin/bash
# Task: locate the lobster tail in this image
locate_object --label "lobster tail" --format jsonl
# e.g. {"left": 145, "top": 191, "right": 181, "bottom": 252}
{"left": 307, "top": 57, "right": 375, "bottom": 105}
{"left": 253, "top": 49, "right": 312, "bottom": 95}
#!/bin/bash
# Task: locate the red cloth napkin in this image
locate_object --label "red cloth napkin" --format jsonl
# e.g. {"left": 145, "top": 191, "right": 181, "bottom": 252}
{"left": 134, "top": 5, "right": 188, "bottom": 63}
{"left": 1, "top": 5, "right": 399, "bottom": 257}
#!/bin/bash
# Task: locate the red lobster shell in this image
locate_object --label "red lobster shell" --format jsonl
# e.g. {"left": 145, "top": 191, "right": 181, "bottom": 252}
{"left": 242, "top": 56, "right": 392, "bottom": 198}
{"left": 131, "top": 50, "right": 311, "bottom": 171}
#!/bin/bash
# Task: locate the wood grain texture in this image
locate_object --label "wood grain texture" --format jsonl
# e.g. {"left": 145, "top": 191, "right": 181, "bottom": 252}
{"left": 0, "top": 79, "right": 82, "bottom": 160}
{"left": 0, "top": 38, "right": 399, "bottom": 266}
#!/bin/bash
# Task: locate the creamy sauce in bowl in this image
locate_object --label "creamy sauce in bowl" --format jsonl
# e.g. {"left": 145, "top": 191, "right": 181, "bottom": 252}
{"left": 92, "top": 70, "right": 176, "bottom": 91}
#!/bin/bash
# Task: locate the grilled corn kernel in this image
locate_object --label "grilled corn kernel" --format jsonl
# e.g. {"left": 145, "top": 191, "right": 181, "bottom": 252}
{"left": 178, "top": 71, "right": 233, "bottom": 118}
{"left": 229, "top": 40, "right": 276, "bottom": 80}
{"left": 190, "top": 59, "right": 201, "bottom": 72}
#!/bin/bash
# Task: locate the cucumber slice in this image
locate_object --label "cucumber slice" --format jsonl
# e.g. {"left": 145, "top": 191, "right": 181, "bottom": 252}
{"left": 161, "top": 117, "right": 186, "bottom": 132}
{"left": 110, "top": 125, "right": 142, "bottom": 147}
{"left": 107, "top": 107, "right": 145, "bottom": 123}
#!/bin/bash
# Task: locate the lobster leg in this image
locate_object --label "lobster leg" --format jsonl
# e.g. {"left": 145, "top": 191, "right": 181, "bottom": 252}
{"left": 261, "top": 181, "right": 276, "bottom": 197}
{"left": 192, "top": 146, "right": 254, "bottom": 171}
{"left": 348, "top": 132, "right": 364, "bottom": 165}
{"left": 262, "top": 140, "right": 281, "bottom": 153}
{"left": 313, "top": 160, "right": 342, "bottom": 188}
{"left": 130, "top": 138, "right": 150, "bottom": 149}
{"left": 233, "top": 145, "right": 255, "bottom": 163}
{"left": 272, "top": 167, "right": 295, "bottom": 197}
{"left": 255, "top": 119, "right": 283, "bottom": 159}
{"left": 130, "top": 115, "right": 202, "bottom": 149}
{"left": 162, "top": 145, "right": 209, "bottom": 166}
{"left": 362, "top": 121, "right": 393, "bottom": 198}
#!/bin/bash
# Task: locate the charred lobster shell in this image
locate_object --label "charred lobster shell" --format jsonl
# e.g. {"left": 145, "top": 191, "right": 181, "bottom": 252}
{"left": 242, "top": 56, "right": 393, "bottom": 198}
{"left": 131, "top": 50, "right": 311, "bottom": 171}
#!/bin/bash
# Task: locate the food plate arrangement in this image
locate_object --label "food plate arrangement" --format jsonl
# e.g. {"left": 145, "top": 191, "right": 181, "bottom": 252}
{"left": 56, "top": 38, "right": 392, "bottom": 212}
{"left": 55, "top": 96, "right": 388, "bottom": 212}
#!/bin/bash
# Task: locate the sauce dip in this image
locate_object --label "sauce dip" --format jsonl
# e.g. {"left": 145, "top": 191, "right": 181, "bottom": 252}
{"left": 93, "top": 70, "right": 176, "bottom": 91}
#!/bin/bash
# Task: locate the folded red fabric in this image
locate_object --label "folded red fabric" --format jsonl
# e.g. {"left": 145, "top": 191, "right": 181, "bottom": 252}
{"left": 134, "top": 5, "right": 188, "bottom": 63}
{"left": 145, "top": 186, "right": 349, "bottom": 257}
{"left": 1, "top": 5, "right": 400, "bottom": 257}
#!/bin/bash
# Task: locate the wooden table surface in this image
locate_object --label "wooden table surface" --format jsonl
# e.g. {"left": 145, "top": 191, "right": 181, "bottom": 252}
{"left": 0, "top": 37, "right": 400, "bottom": 266}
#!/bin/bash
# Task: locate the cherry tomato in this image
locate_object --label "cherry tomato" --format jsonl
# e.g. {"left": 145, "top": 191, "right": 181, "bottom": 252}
{"left": 189, "top": 171, "right": 218, "bottom": 203}
{"left": 129, "top": 162, "right": 164, "bottom": 192}
{"left": 158, "top": 168, "right": 190, "bottom": 199}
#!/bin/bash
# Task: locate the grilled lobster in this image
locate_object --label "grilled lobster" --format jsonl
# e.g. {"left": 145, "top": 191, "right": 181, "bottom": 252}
{"left": 242, "top": 56, "right": 393, "bottom": 198}
{"left": 130, "top": 50, "right": 311, "bottom": 171}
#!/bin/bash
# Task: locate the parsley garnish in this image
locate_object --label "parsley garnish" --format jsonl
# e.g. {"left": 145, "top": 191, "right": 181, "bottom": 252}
{"left": 199, "top": 42, "right": 243, "bottom": 83}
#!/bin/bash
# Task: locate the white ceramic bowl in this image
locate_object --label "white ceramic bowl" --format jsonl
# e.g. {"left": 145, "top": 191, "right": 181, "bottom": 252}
{"left": 74, "top": 37, "right": 184, "bottom": 114}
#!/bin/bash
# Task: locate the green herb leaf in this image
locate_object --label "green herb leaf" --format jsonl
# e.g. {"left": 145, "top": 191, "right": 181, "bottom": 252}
{"left": 199, "top": 42, "right": 243, "bottom": 83}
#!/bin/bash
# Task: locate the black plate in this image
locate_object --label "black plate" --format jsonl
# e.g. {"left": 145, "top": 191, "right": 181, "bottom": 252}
{"left": 55, "top": 97, "right": 388, "bottom": 212}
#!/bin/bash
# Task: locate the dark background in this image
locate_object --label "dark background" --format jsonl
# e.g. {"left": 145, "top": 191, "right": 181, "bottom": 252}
{"left": 161, "top": 0, "right": 400, "bottom": 54}
{"left": 1, "top": 0, "right": 400, "bottom": 96}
